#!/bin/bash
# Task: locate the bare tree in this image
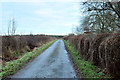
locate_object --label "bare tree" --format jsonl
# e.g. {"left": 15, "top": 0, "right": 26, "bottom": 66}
{"left": 8, "top": 18, "right": 17, "bottom": 35}
{"left": 76, "top": 2, "right": 120, "bottom": 34}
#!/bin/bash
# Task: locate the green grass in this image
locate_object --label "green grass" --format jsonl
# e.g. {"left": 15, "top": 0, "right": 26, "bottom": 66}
{"left": 0, "top": 40, "right": 56, "bottom": 78}
{"left": 63, "top": 40, "right": 110, "bottom": 78}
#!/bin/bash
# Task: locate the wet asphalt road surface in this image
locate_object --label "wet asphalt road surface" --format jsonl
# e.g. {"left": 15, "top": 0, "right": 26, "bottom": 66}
{"left": 11, "top": 40, "right": 77, "bottom": 78}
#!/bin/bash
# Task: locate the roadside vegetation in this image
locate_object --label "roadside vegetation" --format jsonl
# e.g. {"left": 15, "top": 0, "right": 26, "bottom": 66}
{"left": 2, "top": 35, "right": 56, "bottom": 61}
{"left": 63, "top": 33, "right": 120, "bottom": 77}
{"left": 0, "top": 40, "right": 56, "bottom": 78}
{"left": 63, "top": 40, "right": 110, "bottom": 78}
{"left": 68, "top": 1, "right": 120, "bottom": 78}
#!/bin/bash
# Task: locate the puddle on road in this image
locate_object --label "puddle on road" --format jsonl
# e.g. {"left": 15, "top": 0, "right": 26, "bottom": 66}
{"left": 48, "top": 41, "right": 61, "bottom": 64}
{"left": 47, "top": 41, "right": 65, "bottom": 77}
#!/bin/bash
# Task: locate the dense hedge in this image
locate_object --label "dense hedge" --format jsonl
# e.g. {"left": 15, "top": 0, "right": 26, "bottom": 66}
{"left": 63, "top": 33, "right": 120, "bottom": 77}
{"left": 1, "top": 35, "right": 56, "bottom": 61}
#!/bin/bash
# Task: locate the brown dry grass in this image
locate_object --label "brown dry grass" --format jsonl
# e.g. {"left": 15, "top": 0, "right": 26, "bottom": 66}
{"left": 2, "top": 35, "right": 56, "bottom": 61}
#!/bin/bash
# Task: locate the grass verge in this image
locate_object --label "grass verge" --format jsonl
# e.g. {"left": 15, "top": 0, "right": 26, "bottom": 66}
{"left": 63, "top": 40, "right": 110, "bottom": 78}
{"left": 0, "top": 40, "right": 56, "bottom": 78}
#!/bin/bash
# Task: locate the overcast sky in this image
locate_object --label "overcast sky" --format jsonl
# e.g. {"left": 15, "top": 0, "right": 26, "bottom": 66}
{"left": 1, "top": 0, "right": 85, "bottom": 35}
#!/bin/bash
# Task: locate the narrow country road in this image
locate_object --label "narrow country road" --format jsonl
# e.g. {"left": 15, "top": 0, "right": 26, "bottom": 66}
{"left": 10, "top": 40, "right": 77, "bottom": 78}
